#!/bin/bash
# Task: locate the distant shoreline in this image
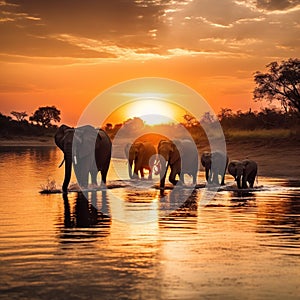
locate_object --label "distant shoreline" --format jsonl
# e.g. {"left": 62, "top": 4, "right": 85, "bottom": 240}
{"left": 0, "top": 135, "right": 299, "bottom": 179}
{"left": 0, "top": 136, "right": 55, "bottom": 147}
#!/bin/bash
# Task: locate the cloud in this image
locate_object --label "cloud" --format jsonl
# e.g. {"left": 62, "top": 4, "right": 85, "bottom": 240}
{"left": 256, "top": 0, "right": 300, "bottom": 11}
{"left": 0, "top": 0, "right": 299, "bottom": 63}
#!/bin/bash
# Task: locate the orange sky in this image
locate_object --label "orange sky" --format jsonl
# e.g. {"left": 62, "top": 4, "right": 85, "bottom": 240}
{"left": 1, "top": 0, "right": 299, "bottom": 126}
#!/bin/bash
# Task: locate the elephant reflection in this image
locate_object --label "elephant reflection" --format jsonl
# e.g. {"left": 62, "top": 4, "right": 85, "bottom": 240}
{"left": 62, "top": 192, "right": 110, "bottom": 229}
{"left": 55, "top": 124, "right": 112, "bottom": 193}
{"left": 157, "top": 139, "right": 198, "bottom": 192}
{"left": 124, "top": 141, "right": 156, "bottom": 179}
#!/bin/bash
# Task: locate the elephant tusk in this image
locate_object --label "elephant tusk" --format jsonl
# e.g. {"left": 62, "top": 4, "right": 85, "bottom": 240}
{"left": 58, "top": 158, "right": 65, "bottom": 168}
{"left": 74, "top": 155, "right": 77, "bottom": 165}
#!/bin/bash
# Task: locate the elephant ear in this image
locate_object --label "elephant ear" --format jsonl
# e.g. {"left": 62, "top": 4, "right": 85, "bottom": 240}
{"left": 241, "top": 160, "right": 250, "bottom": 173}
{"left": 134, "top": 142, "right": 145, "bottom": 158}
{"left": 170, "top": 142, "right": 180, "bottom": 165}
{"left": 55, "top": 125, "right": 72, "bottom": 151}
{"left": 201, "top": 151, "right": 211, "bottom": 166}
{"left": 75, "top": 126, "right": 98, "bottom": 158}
{"left": 228, "top": 161, "right": 238, "bottom": 176}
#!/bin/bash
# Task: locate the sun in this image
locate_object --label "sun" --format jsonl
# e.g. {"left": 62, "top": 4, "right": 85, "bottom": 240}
{"left": 124, "top": 96, "right": 184, "bottom": 125}
{"left": 76, "top": 78, "right": 212, "bottom": 128}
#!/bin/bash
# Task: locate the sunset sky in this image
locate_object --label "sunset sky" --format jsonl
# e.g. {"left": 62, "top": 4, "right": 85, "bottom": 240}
{"left": 0, "top": 0, "right": 299, "bottom": 125}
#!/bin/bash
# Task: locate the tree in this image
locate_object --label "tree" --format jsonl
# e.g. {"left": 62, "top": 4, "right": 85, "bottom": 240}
{"left": 11, "top": 111, "right": 28, "bottom": 122}
{"left": 218, "top": 108, "right": 233, "bottom": 120}
{"left": 29, "top": 106, "right": 61, "bottom": 127}
{"left": 104, "top": 123, "right": 113, "bottom": 131}
{"left": 183, "top": 113, "right": 199, "bottom": 127}
{"left": 200, "top": 111, "right": 216, "bottom": 124}
{"left": 253, "top": 58, "right": 300, "bottom": 113}
{"left": 123, "top": 117, "right": 144, "bottom": 132}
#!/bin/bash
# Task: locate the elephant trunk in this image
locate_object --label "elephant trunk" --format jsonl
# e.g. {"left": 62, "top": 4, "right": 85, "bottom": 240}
{"left": 128, "top": 159, "right": 134, "bottom": 179}
{"left": 205, "top": 166, "right": 210, "bottom": 182}
{"left": 159, "top": 160, "right": 169, "bottom": 190}
{"left": 236, "top": 175, "right": 242, "bottom": 189}
{"left": 63, "top": 153, "right": 72, "bottom": 193}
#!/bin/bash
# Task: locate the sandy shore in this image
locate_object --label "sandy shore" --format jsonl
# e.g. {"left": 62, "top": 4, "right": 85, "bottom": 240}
{"left": 1, "top": 136, "right": 299, "bottom": 179}
{"left": 225, "top": 139, "right": 300, "bottom": 179}
{"left": 0, "top": 136, "right": 55, "bottom": 147}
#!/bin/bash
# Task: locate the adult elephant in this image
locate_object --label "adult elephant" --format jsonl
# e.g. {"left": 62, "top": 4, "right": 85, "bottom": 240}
{"left": 157, "top": 139, "right": 198, "bottom": 191}
{"left": 201, "top": 151, "right": 228, "bottom": 185}
{"left": 228, "top": 159, "right": 258, "bottom": 189}
{"left": 55, "top": 124, "right": 112, "bottom": 193}
{"left": 124, "top": 141, "right": 156, "bottom": 179}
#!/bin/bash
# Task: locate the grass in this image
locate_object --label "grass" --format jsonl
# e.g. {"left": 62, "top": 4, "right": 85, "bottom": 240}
{"left": 224, "top": 128, "right": 299, "bottom": 141}
{"left": 40, "top": 177, "right": 59, "bottom": 193}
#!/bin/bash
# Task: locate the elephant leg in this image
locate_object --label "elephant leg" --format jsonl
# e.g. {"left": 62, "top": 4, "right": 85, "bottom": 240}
{"left": 242, "top": 176, "right": 248, "bottom": 189}
{"left": 211, "top": 171, "right": 219, "bottom": 185}
{"left": 132, "top": 166, "right": 139, "bottom": 178}
{"left": 148, "top": 156, "right": 155, "bottom": 180}
{"left": 205, "top": 167, "right": 210, "bottom": 183}
{"left": 98, "top": 163, "right": 109, "bottom": 186}
{"left": 221, "top": 171, "right": 226, "bottom": 185}
{"left": 191, "top": 170, "right": 197, "bottom": 185}
{"left": 62, "top": 155, "right": 72, "bottom": 193}
{"left": 236, "top": 176, "right": 242, "bottom": 189}
{"left": 169, "top": 167, "right": 179, "bottom": 186}
{"left": 140, "top": 168, "right": 145, "bottom": 178}
{"left": 145, "top": 167, "right": 152, "bottom": 180}
{"left": 77, "top": 162, "right": 89, "bottom": 189}
{"left": 90, "top": 169, "right": 98, "bottom": 186}
{"left": 160, "top": 167, "right": 168, "bottom": 190}
{"left": 248, "top": 174, "right": 255, "bottom": 188}
{"left": 100, "top": 169, "right": 108, "bottom": 186}
{"left": 179, "top": 171, "right": 184, "bottom": 184}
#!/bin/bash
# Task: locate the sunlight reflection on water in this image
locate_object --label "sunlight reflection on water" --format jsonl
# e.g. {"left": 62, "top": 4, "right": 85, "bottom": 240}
{"left": 0, "top": 147, "right": 299, "bottom": 299}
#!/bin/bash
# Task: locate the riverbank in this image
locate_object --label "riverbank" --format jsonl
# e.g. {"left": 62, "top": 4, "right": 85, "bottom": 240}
{"left": 225, "top": 139, "right": 300, "bottom": 179}
{"left": 1, "top": 135, "right": 299, "bottom": 179}
{"left": 0, "top": 136, "right": 55, "bottom": 147}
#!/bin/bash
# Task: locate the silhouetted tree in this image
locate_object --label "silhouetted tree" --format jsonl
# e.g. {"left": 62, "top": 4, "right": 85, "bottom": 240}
{"left": 11, "top": 111, "right": 28, "bottom": 122}
{"left": 104, "top": 123, "right": 113, "bottom": 131}
{"left": 123, "top": 117, "right": 144, "bottom": 132}
{"left": 183, "top": 113, "right": 199, "bottom": 127}
{"left": 218, "top": 108, "right": 233, "bottom": 119}
{"left": 29, "top": 106, "right": 61, "bottom": 127}
{"left": 200, "top": 111, "right": 216, "bottom": 124}
{"left": 253, "top": 58, "right": 300, "bottom": 113}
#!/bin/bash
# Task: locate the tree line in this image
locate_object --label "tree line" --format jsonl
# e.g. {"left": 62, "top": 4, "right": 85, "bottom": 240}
{"left": 0, "top": 106, "right": 60, "bottom": 138}
{"left": 0, "top": 58, "right": 299, "bottom": 138}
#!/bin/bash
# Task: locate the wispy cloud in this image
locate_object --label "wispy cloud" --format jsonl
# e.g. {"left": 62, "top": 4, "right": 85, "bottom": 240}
{"left": 0, "top": 0, "right": 299, "bottom": 64}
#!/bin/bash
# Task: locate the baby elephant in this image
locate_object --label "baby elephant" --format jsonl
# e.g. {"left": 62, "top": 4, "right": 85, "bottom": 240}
{"left": 201, "top": 151, "right": 228, "bottom": 185}
{"left": 228, "top": 159, "right": 258, "bottom": 189}
{"left": 125, "top": 141, "right": 156, "bottom": 179}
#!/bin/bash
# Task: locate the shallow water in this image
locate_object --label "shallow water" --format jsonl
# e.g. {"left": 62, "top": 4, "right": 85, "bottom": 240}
{"left": 0, "top": 146, "right": 299, "bottom": 299}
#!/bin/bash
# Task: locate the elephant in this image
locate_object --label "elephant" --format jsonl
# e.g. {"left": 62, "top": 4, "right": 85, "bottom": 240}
{"left": 201, "top": 151, "right": 228, "bottom": 185}
{"left": 228, "top": 159, "right": 258, "bottom": 189}
{"left": 55, "top": 124, "right": 112, "bottom": 193}
{"left": 157, "top": 139, "right": 198, "bottom": 191}
{"left": 124, "top": 141, "right": 156, "bottom": 179}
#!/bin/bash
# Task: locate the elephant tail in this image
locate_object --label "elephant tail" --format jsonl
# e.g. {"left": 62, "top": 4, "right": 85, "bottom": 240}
{"left": 58, "top": 158, "right": 65, "bottom": 168}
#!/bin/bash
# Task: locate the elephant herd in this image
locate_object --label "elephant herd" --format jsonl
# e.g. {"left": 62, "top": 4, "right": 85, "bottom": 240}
{"left": 55, "top": 124, "right": 258, "bottom": 193}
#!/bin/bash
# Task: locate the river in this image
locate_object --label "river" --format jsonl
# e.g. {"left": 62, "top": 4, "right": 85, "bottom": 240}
{"left": 0, "top": 146, "right": 299, "bottom": 299}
